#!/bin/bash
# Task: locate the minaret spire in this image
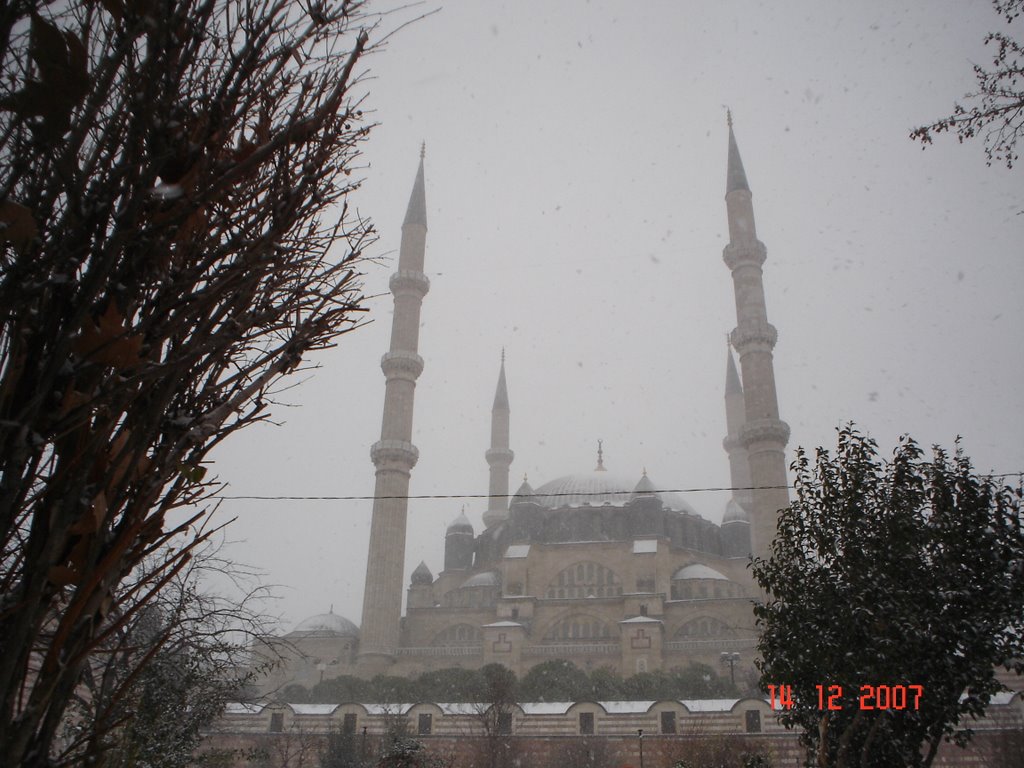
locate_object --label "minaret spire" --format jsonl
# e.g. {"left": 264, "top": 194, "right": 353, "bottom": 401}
{"left": 483, "top": 351, "right": 514, "bottom": 528}
{"left": 726, "top": 113, "right": 750, "bottom": 195}
{"left": 721, "top": 115, "right": 790, "bottom": 561}
{"left": 359, "top": 151, "right": 432, "bottom": 670}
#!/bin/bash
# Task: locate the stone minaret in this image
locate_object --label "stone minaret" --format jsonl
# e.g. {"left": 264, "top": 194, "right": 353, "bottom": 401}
{"left": 482, "top": 352, "right": 513, "bottom": 528}
{"left": 359, "top": 149, "right": 430, "bottom": 669}
{"left": 723, "top": 345, "right": 753, "bottom": 513}
{"left": 722, "top": 115, "right": 790, "bottom": 561}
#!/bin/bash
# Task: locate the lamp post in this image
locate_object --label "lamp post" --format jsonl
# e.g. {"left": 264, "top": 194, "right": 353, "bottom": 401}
{"left": 361, "top": 725, "right": 367, "bottom": 766}
{"left": 720, "top": 651, "right": 740, "bottom": 687}
{"left": 637, "top": 728, "right": 644, "bottom": 768}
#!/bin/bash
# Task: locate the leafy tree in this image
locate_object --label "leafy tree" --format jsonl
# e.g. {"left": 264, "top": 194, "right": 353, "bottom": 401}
{"left": 0, "top": 0, "right": 379, "bottom": 764}
{"left": 752, "top": 426, "right": 1024, "bottom": 767}
{"left": 283, "top": 684, "right": 314, "bottom": 704}
{"left": 517, "top": 659, "right": 592, "bottom": 702}
{"left": 368, "top": 675, "right": 417, "bottom": 704}
{"left": 911, "top": 0, "right": 1024, "bottom": 168}
{"left": 311, "top": 675, "right": 372, "bottom": 704}
{"left": 665, "top": 662, "right": 737, "bottom": 699}
{"left": 589, "top": 666, "right": 625, "bottom": 700}
{"left": 413, "top": 667, "right": 486, "bottom": 703}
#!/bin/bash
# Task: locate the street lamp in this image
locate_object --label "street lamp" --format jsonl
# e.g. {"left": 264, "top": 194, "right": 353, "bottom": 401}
{"left": 637, "top": 728, "right": 644, "bottom": 768}
{"left": 720, "top": 651, "right": 740, "bottom": 687}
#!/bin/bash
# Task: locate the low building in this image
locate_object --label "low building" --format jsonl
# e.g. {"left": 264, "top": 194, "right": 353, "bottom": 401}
{"left": 200, "top": 692, "right": 1024, "bottom": 767}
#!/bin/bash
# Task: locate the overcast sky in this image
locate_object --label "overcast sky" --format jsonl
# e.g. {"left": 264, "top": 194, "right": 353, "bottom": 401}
{"left": 200, "top": 0, "right": 1023, "bottom": 632}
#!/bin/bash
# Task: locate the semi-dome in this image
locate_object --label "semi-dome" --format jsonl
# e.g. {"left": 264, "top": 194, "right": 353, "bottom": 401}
{"left": 290, "top": 611, "right": 360, "bottom": 637}
{"left": 533, "top": 470, "right": 697, "bottom": 514}
{"left": 460, "top": 570, "right": 500, "bottom": 588}
{"left": 672, "top": 564, "right": 729, "bottom": 581}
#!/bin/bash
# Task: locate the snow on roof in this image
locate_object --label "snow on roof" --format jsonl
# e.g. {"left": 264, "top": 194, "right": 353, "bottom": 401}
{"left": 633, "top": 539, "right": 658, "bottom": 554}
{"left": 520, "top": 702, "right": 574, "bottom": 715}
{"left": 620, "top": 615, "right": 663, "bottom": 624}
{"left": 600, "top": 700, "right": 655, "bottom": 714}
{"left": 963, "top": 691, "right": 1018, "bottom": 706}
{"left": 482, "top": 620, "right": 523, "bottom": 628}
{"left": 438, "top": 702, "right": 483, "bottom": 716}
{"left": 291, "top": 704, "right": 340, "bottom": 715}
{"left": 672, "top": 563, "right": 729, "bottom": 581}
{"left": 461, "top": 570, "right": 500, "bottom": 588}
{"left": 504, "top": 543, "right": 531, "bottom": 559}
{"left": 225, "top": 702, "right": 265, "bottom": 714}
{"left": 682, "top": 699, "right": 740, "bottom": 712}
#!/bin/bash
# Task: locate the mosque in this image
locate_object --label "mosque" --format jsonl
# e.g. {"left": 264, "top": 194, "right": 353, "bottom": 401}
{"left": 255, "top": 119, "right": 791, "bottom": 694}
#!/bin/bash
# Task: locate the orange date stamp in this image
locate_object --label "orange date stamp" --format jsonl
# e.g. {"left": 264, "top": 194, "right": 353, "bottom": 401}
{"left": 767, "top": 684, "right": 924, "bottom": 711}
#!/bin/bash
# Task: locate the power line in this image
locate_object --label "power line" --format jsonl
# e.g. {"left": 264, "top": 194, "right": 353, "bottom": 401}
{"left": 212, "top": 473, "right": 1022, "bottom": 503}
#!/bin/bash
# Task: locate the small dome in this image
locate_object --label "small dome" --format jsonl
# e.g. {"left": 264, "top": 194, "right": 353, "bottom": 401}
{"left": 672, "top": 564, "right": 729, "bottom": 581}
{"left": 722, "top": 499, "right": 749, "bottom": 524}
{"left": 461, "top": 570, "right": 500, "bottom": 588}
{"left": 631, "top": 470, "right": 658, "bottom": 498}
{"left": 290, "top": 612, "right": 360, "bottom": 637}
{"left": 512, "top": 475, "right": 535, "bottom": 499}
{"left": 446, "top": 511, "right": 473, "bottom": 532}
{"left": 411, "top": 560, "right": 433, "bottom": 585}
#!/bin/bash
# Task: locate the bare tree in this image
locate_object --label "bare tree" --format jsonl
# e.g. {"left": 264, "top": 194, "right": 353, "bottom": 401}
{"left": 0, "top": 1, "right": 383, "bottom": 765}
{"left": 470, "top": 664, "right": 520, "bottom": 768}
{"left": 60, "top": 538, "right": 272, "bottom": 767}
{"left": 911, "top": 0, "right": 1024, "bottom": 168}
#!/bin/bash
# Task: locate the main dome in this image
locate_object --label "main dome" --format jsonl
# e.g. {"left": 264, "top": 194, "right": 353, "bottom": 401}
{"left": 290, "top": 612, "right": 360, "bottom": 637}
{"left": 532, "top": 470, "right": 698, "bottom": 515}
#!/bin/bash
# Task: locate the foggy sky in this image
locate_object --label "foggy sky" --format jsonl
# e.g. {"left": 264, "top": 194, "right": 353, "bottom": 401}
{"left": 201, "top": 0, "right": 1024, "bottom": 632}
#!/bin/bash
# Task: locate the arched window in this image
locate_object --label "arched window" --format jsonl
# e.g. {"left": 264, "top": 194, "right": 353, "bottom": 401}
{"left": 543, "top": 614, "right": 614, "bottom": 642}
{"left": 432, "top": 624, "right": 483, "bottom": 646}
{"left": 545, "top": 562, "right": 621, "bottom": 599}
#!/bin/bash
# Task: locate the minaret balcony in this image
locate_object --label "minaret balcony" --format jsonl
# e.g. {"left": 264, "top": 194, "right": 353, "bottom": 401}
{"left": 381, "top": 350, "right": 424, "bottom": 381}
{"left": 739, "top": 418, "right": 791, "bottom": 451}
{"left": 722, "top": 434, "right": 744, "bottom": 453}
{"left": 729, "top": 322, "right": 777, "bottom": 354}
{"left": 485, "top": 447, "right": 515, "bottom": 467}
{"left": 389, "top": 269, "right": 430, "bottom": 298}
{"left": 722, "top": 240, "right": 767, "bottom": 270}
{"left": 370, "top": 439, "right": 419, "bottom": 470}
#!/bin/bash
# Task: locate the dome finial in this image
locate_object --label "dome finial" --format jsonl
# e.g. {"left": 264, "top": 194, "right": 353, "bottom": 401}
{"left": 595, "top": 439, "right": 606, "bottom": 472}
{"left": 420, "top": 141, "right": 426, "bottom": 160}
{"left": 726, "top": 107, "right": 733, "bottom": 129}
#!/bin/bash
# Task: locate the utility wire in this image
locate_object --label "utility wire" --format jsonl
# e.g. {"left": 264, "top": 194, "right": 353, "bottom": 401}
{"left": 213, "top": 473, "right": 1022, "bottom": 502}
